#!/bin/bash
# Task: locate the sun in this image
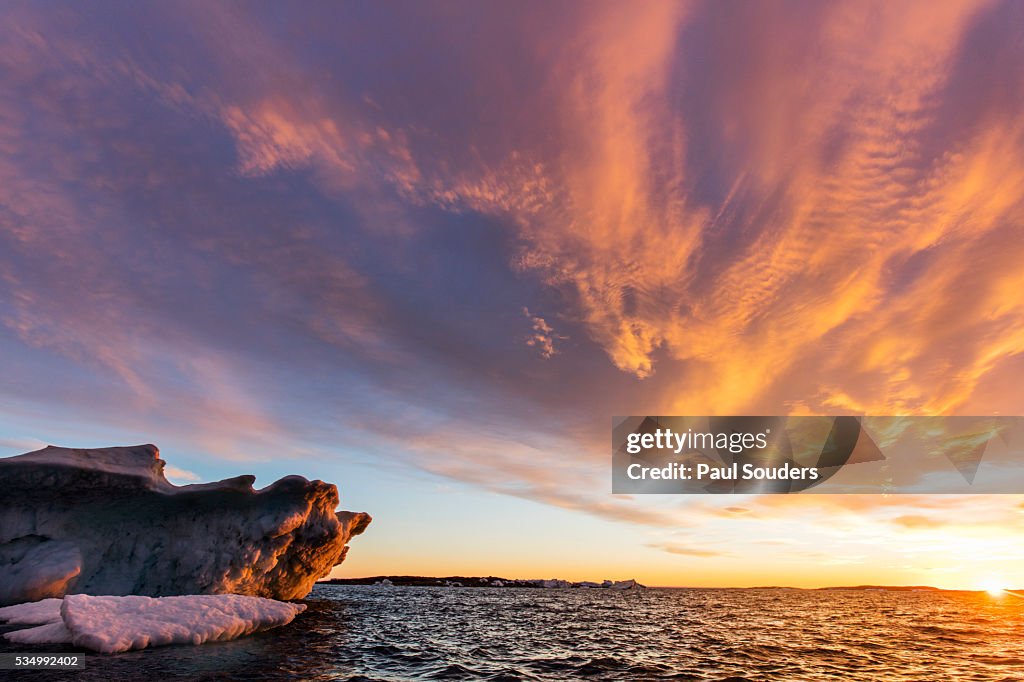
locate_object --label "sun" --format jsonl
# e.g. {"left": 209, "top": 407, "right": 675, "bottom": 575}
{"left": 977, "top": 577, "right": 1006, "bottom": 597}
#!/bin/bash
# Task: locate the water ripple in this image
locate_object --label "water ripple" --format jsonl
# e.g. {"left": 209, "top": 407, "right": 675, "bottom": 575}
{"left": 2, "top": 585, "right": 1022, "bottom": 680}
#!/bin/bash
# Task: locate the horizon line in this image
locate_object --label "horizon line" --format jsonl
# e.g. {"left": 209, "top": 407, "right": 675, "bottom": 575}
{"left": 320, "top": 576, "right": 1007, "bottom": 592}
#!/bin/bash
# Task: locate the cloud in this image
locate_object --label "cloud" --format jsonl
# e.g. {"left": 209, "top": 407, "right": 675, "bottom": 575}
{"left": 651, "top": 543, "right": 727, "bottom": 558}
{"left": 523, "top": 308, "right": 565, "bottom": 359}
{"left": 18, "top": 0, "right": 1017, "bottom": 420}
{"left": 164, "top": 465, "right": 201, "bottom": 483}
{"left": 0, "top": 437, "right": 48, "bottom": 454}
{"left": 891, "top": 515, "right": 947, "bottom": 530}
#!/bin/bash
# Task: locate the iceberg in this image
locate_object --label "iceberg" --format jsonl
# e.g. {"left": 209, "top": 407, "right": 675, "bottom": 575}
{"left": 1, "top": 594, "right": 305, "bottom": 653}
{"left": 0, "top": 445, "right": 370, "bottom": 606}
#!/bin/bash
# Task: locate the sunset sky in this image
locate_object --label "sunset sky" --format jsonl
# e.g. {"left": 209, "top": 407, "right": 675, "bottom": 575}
{"left": 2, "top": 0, "right": 1024, "bottom": 589}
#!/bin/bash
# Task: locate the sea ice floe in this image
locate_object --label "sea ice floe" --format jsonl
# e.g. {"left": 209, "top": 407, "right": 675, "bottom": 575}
{"left": 0, "top": 594, "right": 306, "bottom": 654}
{"left": 0, "top": 597, "right": 63, "bottom": 625}
{"left": 5, "top": 621, "right": 73, "bottom": 646}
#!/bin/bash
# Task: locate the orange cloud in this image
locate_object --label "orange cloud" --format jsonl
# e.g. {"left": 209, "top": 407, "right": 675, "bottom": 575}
{"left": 87, "top": 1, "right": 1021, "bottom": 420}
{"left": 522, "top": 308, "right": 565, "bottom": 359}
{"left": 891, "top": 514, "right": 947, "bottom": 529}
{"left": 652, "top": 544, "right": 727, "bottom": 558}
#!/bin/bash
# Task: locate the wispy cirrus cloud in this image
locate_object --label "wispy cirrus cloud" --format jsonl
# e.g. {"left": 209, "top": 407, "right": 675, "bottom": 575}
{"left": 891, "top": 515, "right": 947, "bottom": 530}
{"left": 127, "top": 0, "right": 1024, "bottom": 420}
{"left": 651, "top": 544, "right": 727, "bottom": 558}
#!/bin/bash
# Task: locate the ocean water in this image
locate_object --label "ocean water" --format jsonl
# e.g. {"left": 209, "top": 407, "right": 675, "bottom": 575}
{"left": 3, "top": 584, "right": 1023, "bottom": 681}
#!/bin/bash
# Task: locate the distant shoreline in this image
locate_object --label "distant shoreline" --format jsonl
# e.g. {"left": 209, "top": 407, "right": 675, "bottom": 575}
{"left": 320, "top": 577, "right": 992, "bottom": 592}
{"left": 321, "top": 576, "right": 644, "bottom": 589}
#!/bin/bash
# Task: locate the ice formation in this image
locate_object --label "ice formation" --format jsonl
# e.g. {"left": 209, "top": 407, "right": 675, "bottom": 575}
{"left": 1, "top": 594, "right": 305, "bottom": 653}
{"left": 0, "top": 598, "right": 63, "bottom": 625}
{"left": 0, "top": 445, "right": 370, "bottom": 606}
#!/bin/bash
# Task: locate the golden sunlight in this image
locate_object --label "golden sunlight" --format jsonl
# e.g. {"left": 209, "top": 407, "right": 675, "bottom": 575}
{"left": 976, "top": 576, "right": 1007, "bottom": 597}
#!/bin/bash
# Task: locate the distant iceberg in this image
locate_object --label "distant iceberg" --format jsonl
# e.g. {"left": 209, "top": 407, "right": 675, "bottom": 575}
{"left": 0, "top": 594, "right": 305, "bottom": 654}
{"left": 0, "top": 444, "right": 371, "bottom": 606}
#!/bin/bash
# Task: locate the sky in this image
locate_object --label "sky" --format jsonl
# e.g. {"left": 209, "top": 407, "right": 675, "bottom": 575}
{"left": 2, "top": 0, "right": 1024, "bottom": 589}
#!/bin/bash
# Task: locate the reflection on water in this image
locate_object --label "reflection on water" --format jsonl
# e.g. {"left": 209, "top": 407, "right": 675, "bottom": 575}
{"left": 3, "top": 584, "right": 1023, "bottom": 681}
